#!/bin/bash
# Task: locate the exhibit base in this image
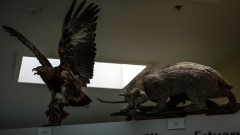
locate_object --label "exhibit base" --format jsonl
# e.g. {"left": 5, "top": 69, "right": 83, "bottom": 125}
{"left": 0, "top": 114, "right": 240, "bottom": 135}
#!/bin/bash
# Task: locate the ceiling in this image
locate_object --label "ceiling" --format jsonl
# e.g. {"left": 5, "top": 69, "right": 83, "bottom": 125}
{"left": 0, "top": 0, "right": 240, "bottom": 130}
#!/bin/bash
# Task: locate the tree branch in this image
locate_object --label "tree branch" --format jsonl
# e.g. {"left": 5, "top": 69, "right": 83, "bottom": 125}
{"left": 110, "top": 100, "right": 240, "bottom": 121}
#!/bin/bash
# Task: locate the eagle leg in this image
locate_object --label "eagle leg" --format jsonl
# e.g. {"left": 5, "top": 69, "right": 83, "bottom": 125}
{"left": 57, "top": 86, "right": 69, "bottom": 105}
{"left": 51, "top": 90, "right": 56, "bottom": 101}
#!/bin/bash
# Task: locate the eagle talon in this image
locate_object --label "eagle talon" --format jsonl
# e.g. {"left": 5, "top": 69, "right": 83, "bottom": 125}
{"left": 32, "top": 68, "right": 38, "bottom": 75}
{"left": 57, "top": 99, "right": 69, "bottom": 105}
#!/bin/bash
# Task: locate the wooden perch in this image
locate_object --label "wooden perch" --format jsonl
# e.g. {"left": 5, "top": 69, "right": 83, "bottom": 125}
{"left": 110, "top": 99, "right": 240, "bottom": 121}
{"left": 45, "top": 98, "right": 69, "bottom": 126}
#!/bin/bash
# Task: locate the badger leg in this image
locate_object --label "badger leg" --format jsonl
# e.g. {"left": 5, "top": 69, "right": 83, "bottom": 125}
{"left": 152, "top": 95, "right": 168, "bottom": 114}
{"left": 207, "top": 89, "right": 237, "bottom": 108}
{"left": 212, "top": 90, "right": 237, "bottom": 108}
{"left": 184, "top": 91, "right": 206, "bottom": 112}
{"left": 218, "top": 90, "right": 237, "bottom": 108}
{"left": 225, "top": 90, "right": 237, "bottom": 107}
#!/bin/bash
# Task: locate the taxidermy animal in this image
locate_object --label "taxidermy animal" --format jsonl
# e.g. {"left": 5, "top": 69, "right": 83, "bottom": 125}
{"left": 2, "top": 0, "right": 99, "bottom": 107}
{"left": 120, "top": 62, "right": 237, "bottom": 113}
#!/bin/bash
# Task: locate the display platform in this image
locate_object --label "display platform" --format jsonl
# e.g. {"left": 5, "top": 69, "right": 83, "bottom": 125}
{"left": 0, "top": 114, "right": 240, "bottom": 135}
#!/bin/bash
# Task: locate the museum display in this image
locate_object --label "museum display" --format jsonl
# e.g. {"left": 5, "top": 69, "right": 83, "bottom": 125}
{"left": 2, "top": 0, "right": 99, "bottom": 125}
{"left": 98, "top": 62, "right": 240, "bottom": 120}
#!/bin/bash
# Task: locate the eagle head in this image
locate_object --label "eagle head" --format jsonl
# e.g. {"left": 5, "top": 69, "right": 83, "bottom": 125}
{"left": 32, "top": 66, "right": 44, "bottom": 75}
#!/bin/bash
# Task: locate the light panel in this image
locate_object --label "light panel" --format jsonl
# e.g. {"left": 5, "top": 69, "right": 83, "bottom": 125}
{"left": 18, "top": 56, "right": 147, "bottom": 89}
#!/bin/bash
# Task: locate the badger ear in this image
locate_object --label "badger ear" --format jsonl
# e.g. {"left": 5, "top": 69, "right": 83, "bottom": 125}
{"left": 130, "top": 88, "right": 148, "bottom": 102}
{"left": 130, "top": 88, "right": 141, "bottom": 96}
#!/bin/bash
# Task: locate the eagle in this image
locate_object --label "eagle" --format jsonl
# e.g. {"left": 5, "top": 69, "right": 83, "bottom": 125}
{"left": 2, "top": 0, "right": 99, "bottom": 107}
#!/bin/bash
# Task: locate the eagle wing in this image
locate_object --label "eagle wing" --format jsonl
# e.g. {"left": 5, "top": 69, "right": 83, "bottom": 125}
{"left": 2, "top": 26, "right": 52, "bottom": 68}
{"left": 58, "top": 0, "right": 99, "bottom": 106}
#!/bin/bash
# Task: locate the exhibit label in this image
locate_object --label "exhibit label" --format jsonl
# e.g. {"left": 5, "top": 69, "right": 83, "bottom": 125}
{"left": 195, "top": 131, "right": 240, "bottom": 135}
